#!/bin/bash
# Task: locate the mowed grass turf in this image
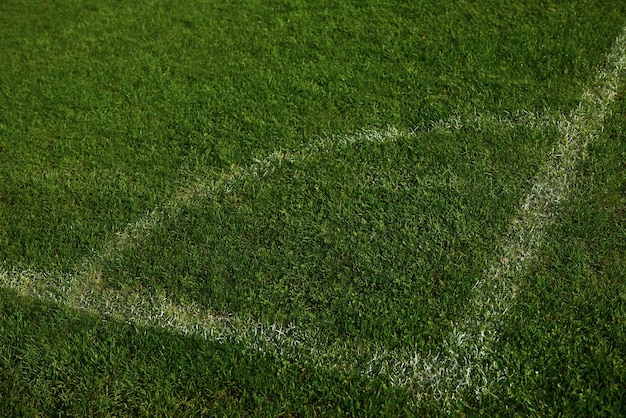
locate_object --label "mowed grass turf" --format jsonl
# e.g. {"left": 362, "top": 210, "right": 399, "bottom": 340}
{"left": 101, "top": 120, "right": 555, "bottom": 352}
{"left": 1, "top": 0, "right": 626, "bottom": 415}
{"left": 0, "top": 0, "right": 623, "bottom": 270}
{"left": 490, "top": 90, "right": 626, "bottom": 416}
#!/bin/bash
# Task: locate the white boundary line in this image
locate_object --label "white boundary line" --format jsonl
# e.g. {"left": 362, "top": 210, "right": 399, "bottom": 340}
{"left": 89, "top": 109, "right": 560, "bottom": 273}
{"left": 0, "top": 111, "right": 555, "bottom": 359}
{"left": 361, "top": 24, "right": 626, "bottom": 405}
{"left": 0, "top": 23, "right": 625, "bottom": 405}
{"left": 0, "top": 113, "right": 542, "bottom": 333}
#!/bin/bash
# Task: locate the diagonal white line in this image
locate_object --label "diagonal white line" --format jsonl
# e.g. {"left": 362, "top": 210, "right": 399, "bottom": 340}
{"left": 1, "top": 18, "right": 624, "bottom": 407}
{"left": 89, "top": 110, "right": 559, "bottom": 275}
{"left": 365, "top": 24, "right": 626, "bottom": 405}
{"left": 0, "top": 111, "right": 553, "bottom": 357}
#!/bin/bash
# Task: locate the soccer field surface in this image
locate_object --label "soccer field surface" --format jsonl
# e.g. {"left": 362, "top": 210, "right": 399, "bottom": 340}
{"left": 1, "top": 1, "right": 626, "bottom": 415}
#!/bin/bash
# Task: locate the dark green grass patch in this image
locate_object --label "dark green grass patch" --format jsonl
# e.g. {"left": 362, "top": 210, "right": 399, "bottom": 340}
{"left": 102, "top": 122, "right": 555, "bottom": 351}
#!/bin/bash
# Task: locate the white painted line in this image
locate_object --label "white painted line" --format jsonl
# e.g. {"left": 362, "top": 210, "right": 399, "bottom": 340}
{"left": 363, "top": 24, "right": 626, "bottom": 405}
{"left": 87, "top": 110, "right": 556, "bottom": 274}
{"left": 0, "top": 110, "right": 553, "bottom": 358}
{"left": 0, "top": 25, "right": 621, "bottom": 405}
{"left": 1, "top": 128, "right": 410, "bottom": 352}
{"left": 83, "top": 127, "right": 404, "bottom": 275}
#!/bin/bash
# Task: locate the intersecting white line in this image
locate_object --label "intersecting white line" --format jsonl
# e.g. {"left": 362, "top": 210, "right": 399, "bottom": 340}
{"left": 0, "top": 111, "right": 553, "bottom": 355}
{"left": 361, "top": 23, "right": 626, "bottom": 405}
{"left": 1, "top": 22, "right": 625, "bottom": 407}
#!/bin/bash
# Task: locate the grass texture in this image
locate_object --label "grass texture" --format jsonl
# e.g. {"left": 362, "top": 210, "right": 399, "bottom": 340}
{"left": 1, "top": 0, "right": 625, "bottom": 415}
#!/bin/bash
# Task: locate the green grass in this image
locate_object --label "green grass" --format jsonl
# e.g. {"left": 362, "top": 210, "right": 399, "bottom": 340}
{"left": 1, "top": 0, "right": 626, "bottom": 415}
{"left": 100, "top": 119, "right": 554, "bottom": 352}
{"left": 1, "top": 0, "right": 622, "bottom": 270}
{"left": 483, "top": 90, "right": 626, "bottom": 416}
